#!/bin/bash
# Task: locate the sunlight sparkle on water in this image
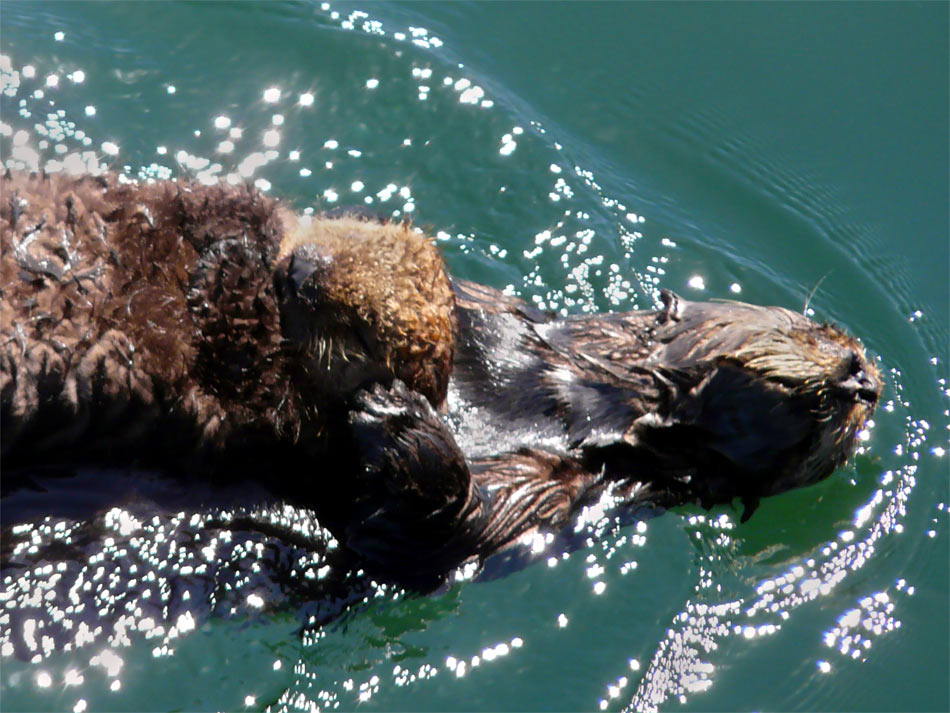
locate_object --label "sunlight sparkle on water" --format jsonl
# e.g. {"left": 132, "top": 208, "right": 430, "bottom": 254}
{"left": 2, "top": 9, "right": 937, "bottom": 712}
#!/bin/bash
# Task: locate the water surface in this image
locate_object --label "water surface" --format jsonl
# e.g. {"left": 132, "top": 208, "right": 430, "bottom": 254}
{"left": 1, "top": 3, "right": 947, "bottom": 711}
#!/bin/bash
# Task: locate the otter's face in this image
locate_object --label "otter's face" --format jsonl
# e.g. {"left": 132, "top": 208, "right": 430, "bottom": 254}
{"left": 274, "top": 243, "right": 392, "bottom": 405}
{"left": 272, "top": 212, "right": 456, "bottom": 410}
{"left": 639, "top": 292, "right": 881, "bottom": 503}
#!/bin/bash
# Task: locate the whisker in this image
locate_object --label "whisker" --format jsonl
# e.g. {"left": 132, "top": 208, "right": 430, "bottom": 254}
{"left": 803, "top": 271, "right": 832, "bottom": 316}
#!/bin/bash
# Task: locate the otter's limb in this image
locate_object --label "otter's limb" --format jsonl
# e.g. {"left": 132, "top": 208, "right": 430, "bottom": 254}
{"left": 347, "top": 380, "right": 598, "bottom": 583}
{"left": 347, "top": 380, "right": 479, "bottom": 582}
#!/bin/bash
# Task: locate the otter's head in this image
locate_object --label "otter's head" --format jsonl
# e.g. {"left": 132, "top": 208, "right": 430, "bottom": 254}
{"left": 273, "top": 211, "right": 456, "bottom": 409}
{"left": 630, "top": 291, "right": 881, "bottom": 509}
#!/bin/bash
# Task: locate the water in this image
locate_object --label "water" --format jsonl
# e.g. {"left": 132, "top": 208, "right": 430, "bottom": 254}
{"left": 1, "top": 2, "right": 947, "bottom": 711}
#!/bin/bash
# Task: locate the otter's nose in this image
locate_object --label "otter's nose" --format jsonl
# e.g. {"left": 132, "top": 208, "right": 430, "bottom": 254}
{"left": 840, "top": 352, "right": 881, "bottom": 405}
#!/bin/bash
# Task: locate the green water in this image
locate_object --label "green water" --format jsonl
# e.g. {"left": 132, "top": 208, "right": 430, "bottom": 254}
{"left": 1, "top": 2, "right": 947, "bottom": 711}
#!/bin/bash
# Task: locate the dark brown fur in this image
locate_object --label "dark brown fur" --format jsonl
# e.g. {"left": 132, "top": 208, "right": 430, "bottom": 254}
{"left": 1, "top": 171, "right": 881, "bottom": 585}
{"left": 1, "top": 171, "right": 453, "bottom": 466}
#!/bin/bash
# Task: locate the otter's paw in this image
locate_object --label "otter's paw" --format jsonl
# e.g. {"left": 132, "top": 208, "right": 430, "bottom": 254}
{"left": 349, "top": 379, "right": 468, "bottom": 506}
{"left": 346, "top": 380, "right": 475, "bottom": 579}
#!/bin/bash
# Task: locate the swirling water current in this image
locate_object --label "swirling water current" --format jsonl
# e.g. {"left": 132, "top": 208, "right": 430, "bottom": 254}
{"left": 1, "top": 3, "right": 947, "bottom": 711}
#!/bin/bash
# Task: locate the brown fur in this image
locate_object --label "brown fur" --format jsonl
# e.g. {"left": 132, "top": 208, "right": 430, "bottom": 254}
{"left": 1, "top": 171, "right": 454, "bottom": 462}
{"left": 1, "top": 171, "right": 881, "bottom": 583}
{"left": 276, "top": 213, "right": 455, "bottom": 407}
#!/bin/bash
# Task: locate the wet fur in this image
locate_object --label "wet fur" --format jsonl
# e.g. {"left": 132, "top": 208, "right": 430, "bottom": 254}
{"left": 347, "top": 282, "right": 880, "bottom": 579}
{"left": 1, "top": 172, "right": 452, "bottom": 464}
{"left": 1, "top": 171, "right": 881, "bottom": 585}
{"left": 3, "top": 172, "right": 291, "bottom": 459}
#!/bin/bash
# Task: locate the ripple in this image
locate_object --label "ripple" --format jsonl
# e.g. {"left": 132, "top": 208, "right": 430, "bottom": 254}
{"left": 0, "top": 2, "right": 946, "bottom": 711}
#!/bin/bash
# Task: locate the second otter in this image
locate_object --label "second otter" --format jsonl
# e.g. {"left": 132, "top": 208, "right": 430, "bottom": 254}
{"left": 0, "top": 172, "right": 881, "bottom": 583}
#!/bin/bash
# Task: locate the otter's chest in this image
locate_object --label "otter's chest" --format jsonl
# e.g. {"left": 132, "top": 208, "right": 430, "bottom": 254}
{"left": 445, "top": 304, "right": 576, "bottom": 459}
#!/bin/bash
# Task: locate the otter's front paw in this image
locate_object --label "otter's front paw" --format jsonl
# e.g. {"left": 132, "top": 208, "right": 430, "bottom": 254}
{"left": 349, "top": 379, "right": 467, "bottom": 505}
{"left": 346, "top": 380, "right": 474, "bottom": 578}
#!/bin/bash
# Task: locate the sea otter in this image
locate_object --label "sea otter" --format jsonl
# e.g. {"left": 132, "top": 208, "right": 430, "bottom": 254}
{"left": 0, "top": 171, "right": 881, "bottom": 585}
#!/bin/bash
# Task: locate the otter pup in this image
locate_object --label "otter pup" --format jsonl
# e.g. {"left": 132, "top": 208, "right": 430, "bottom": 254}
{"left": 0, "top": 171, "right": 881, "bottom": 584}
{"left": 1, "top": 172, "right": 452, "bottom": 458}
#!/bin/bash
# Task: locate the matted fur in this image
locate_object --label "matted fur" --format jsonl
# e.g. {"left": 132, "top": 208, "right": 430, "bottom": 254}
{"left": 1, "top": 171, "right": 881, "bottom": 583}
{"left": 1, "top": 171, "right": 454, "bottom": 463}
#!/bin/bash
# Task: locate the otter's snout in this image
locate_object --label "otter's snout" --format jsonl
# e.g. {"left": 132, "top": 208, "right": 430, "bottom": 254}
{"left": 837, "top": 351, "right": 881, "bottom": 405}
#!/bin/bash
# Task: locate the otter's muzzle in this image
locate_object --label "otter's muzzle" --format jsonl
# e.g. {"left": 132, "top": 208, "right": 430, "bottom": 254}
{"left": 837, "top": 353, "right": 881, "bottom": 406}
